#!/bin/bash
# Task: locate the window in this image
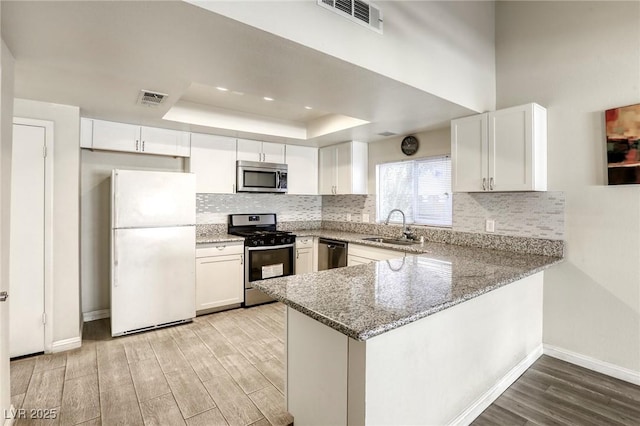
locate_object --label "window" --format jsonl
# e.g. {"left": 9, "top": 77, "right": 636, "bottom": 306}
{"left": 376, "top": 156, "right": 452, "bottom": 227}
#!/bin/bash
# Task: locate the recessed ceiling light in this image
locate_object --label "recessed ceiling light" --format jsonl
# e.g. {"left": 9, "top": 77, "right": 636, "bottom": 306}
{"left": 304, "top": 106, "right": 313, "bottom": 110}
{"left": 232, "top": 91, "right": 244, "bottom": 96}
{"left": 263, "top": 97, "right": 274, "bottom": 101}
{"left": 216, "top": 87, "right": 229, "bottom": 92}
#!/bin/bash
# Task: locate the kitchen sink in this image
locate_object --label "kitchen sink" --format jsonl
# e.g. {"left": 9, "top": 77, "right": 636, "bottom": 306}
{"left": 361, "top": 237, "right": 419, "bottom": 246}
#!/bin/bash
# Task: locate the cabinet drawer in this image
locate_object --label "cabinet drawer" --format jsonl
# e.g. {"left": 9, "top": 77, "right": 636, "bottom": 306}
{"left": 296, "top": 237, "right": 314, "bottom": 248}
{"left": 196, "top": 242, "right": 244, "bottom": 258}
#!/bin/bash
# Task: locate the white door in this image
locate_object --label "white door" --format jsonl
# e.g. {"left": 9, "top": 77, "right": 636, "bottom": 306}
{"left": 318, "top": 146, "right": 336, "bottom": 195}
{"left": 189, "top": 133, "right": 237, "bottom": 194}
{"left": 489, "top": 104, "right": 533, "bottom": 191}
{"left": 92, "top": 119, "right": 140, "bottom": 153}
{"left": 9, "top": 122, "right": 51, "bottom": 357}
{"left": 236, "top": 139, "right": 262, "bottom": 162}
{"left": 335, "top": 142, "right": 352, "bottom": 194}
{"left": 262, "top": 142, "right": 285, "bottom": 163}
{"left": 111, "top": 226, "right": 196, "bottom": 335}
{"left": 286, "top": 145, "right": 318, "bottom": 195}
{"left": 112, "top": 170, "right": 195, "bottom": 228}
{"left": 451, "top": 114, "right": 488, "bottom": 192}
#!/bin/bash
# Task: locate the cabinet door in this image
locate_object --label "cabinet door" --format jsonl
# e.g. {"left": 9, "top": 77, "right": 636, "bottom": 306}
{"left": 189, "top": 133, "right": 237, "bottom": 194}
{"left": 451, "top": 114, "right": 488, "bottom": 192}
{"left": 237, "top": 139, "right": 262, "bottom": 162}
{"left": 489, "top": 104, "right": 536, "bottom": 191}
{"left": 318, "top": 146, "right": 336, "bottom": 195}
{"left": 295, "top": 247, "right": 314, "bottom": 275}
{"left": 92, "top": 119, "right": 140, "bottom": 153}
{"left": 334, "top": 142, "right": 352, "bottom": 194}
{"left": 347, "top": 254, "right": 373, "bottom": 266}
{"left": 140, "top": 126, "right": 190, "bottom": 157}
{"left": 196, "top": 254, "right": 244, "bottom": 312}
{"left": 262, "top": 142, "right": 286, "bottom": 163}
{"left": 286, "top": 145, "right": 318, "bottom": 195}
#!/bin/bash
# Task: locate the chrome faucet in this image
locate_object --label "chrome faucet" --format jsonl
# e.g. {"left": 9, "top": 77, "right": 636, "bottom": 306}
{"left": 384, "top": 209, "right": 412, "bottom": 239}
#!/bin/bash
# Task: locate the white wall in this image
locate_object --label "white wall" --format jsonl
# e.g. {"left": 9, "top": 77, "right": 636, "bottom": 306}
{"left": 188, "top": 1, "right": 496, "bottom": 113}
{"left": 496, "top": 1, "right": 640, "bottom": 372}
{"left": 367, "top": 127, "right": 450, "bottom": 193}
{"left": 80, "top": 150, "right": 183, "bottom": 316}
{"left": 13, "top": 99, "right": 81, "bottom": 345}
{"left": 0, "top": 35, "right": 15, "bottom": 418}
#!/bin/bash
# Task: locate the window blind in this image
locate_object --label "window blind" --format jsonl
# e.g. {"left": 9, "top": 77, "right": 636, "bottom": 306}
{"left": 376, "top": 156, "right": 451, "bottom": 227}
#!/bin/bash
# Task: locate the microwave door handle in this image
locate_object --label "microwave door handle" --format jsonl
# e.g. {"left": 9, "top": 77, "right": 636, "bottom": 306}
{"left": 276, "top": 172, "right": 281, "bottom": 189}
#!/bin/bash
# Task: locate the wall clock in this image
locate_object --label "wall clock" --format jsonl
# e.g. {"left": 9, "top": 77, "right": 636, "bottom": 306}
{"left": 401, "top": 135, "right": 419, "bottom": 156}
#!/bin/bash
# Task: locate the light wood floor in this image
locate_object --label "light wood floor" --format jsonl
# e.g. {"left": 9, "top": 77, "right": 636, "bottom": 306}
{"left": 11, "top": 302, "right": 640, "bottom": 426}
{"left": 10, "top": 302, "right": 291, "bottom": 426}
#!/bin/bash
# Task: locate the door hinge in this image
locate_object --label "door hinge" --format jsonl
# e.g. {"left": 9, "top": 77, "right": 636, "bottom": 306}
{"left": 42, "top": 312, "right": 47, "bottom": 324}
{"left": 43, "top": 145, "right": 47, "bottom": 158}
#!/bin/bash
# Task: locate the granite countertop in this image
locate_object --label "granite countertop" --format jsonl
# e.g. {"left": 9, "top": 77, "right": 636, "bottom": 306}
{"left": 293, "top": 229, "right": 431, "bottom": 254}
{"left": 196, "top": 234, "right": 245, "bottom": 244}
{"left": 251, "top": 241, "right": 562, "bottom": 341}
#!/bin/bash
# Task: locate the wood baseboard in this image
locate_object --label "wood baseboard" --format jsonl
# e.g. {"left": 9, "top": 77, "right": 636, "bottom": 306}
{"left": 450, "top": 345, "right": 543, "bottom": 425}
{"left": 82, "top": 309, "right": 110, "bottom": 322}
{"left": 543, "top": 344, "right": 640, "bottom": 386}
{"left": 51, "top": 336, "right": 81, "bottom": 353}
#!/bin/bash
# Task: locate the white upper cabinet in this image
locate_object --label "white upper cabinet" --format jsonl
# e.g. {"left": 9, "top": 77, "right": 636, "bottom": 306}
{"left": 451, "top": 103, "right": 547, "bottom": 192}
{"left": 140, "top": 126, "right": 191, "bottom": 157}
{"left": 81, "top": 118, "right": 191, "bottom": 157}
{"left": 319, "top": 141, "right": 368, "bottom": 195}
{"left": 286, "top": 145, "right": 318, "bottom": 195}
{"left": 188, "top": 133, "right": 237, "bottom": 194}
{"left": 237, "top": 138, "right": 285, "bottom": 163}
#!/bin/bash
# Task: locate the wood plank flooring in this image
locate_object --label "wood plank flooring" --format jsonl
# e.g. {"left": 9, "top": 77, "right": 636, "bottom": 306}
{"left": 10, "top": 302, "right": 640, "bottom": 425}
{"left": 472, "top": 355, "right": 640, "bottom": 426}
{"left": 10, "top": 303, "right": 291, "bottom": 426}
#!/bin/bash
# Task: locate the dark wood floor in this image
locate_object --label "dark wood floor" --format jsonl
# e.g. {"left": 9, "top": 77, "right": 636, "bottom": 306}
{"left": 473, "top": 355, "right": 640, "bottom": 426}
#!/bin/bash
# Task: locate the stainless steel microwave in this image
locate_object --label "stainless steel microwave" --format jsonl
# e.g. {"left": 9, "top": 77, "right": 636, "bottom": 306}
{"left": 236, "top": 160, "right": 288, "bottom": 193}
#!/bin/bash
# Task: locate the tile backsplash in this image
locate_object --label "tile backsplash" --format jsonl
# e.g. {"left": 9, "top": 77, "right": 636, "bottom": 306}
{"left": 453, "top": 192, "right": 565, "bottom": 240}
{"left": 197, "top": 191, "right": 565, "bottom": 241}
{"left": 196, "top": 194, "right": 322, "bottom": 224}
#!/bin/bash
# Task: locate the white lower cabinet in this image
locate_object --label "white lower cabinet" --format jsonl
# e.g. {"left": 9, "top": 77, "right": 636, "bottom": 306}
{"left": 295, "top": 237, "right": 315, "bottom": 274}
{"left": 347, "top": 243, "right": 405, "bottom": 266}
{"left": 196, "top": 242, "right": 244, "bottom": 313}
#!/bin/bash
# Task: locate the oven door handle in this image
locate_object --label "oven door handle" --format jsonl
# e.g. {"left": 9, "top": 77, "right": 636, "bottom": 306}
{"left": 246, "top": 243, "right": 295, "bottom": 252}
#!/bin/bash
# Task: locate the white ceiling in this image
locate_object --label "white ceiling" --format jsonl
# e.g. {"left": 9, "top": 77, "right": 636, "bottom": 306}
{"left": 1, "top": 1, "right": 475, "bottom": 147}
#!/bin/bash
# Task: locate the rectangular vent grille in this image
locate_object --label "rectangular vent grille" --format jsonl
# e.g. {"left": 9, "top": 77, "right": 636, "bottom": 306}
{"left": 138, "top": 90, "right": 168, "bottom": 107}
{"left": 317, "top": 0, "right": 383, "bottom": 33}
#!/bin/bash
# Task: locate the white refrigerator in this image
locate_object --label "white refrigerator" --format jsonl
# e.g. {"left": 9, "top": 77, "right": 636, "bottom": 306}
{"left": 110, "top": 169, "right": 196, "bottom": 336}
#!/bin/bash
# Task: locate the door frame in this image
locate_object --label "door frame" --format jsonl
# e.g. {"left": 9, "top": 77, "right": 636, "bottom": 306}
{"left": 12, "top": 117, "right": 54, "bottom": 354}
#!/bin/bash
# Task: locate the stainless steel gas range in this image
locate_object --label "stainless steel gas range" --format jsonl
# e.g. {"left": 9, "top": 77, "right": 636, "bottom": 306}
{"left": 228, "top": 213, "right": 295, "bottom": 307}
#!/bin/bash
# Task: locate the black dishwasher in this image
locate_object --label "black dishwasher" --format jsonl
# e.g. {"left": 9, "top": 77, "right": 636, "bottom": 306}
{"left": 317, "top": 238, "right": 348, "bottom": 270}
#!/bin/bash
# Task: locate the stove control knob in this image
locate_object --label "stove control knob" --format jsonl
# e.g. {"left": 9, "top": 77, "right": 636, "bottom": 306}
{"left": 259, "top": 240, "right": 265, "bottom": 245}
{"left": 251, "top": 240, "right": 258, "bottom": 246}
{"left": 270, "top": 238, "right": 276, "bottom": 245}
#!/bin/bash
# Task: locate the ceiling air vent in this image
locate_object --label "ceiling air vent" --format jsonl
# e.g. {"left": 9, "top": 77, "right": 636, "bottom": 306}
{"left": 317, "top": 0, "right": 383, "bottom": 34}
{"left": 138, "top": 90, "right": 168, "bottom": 107}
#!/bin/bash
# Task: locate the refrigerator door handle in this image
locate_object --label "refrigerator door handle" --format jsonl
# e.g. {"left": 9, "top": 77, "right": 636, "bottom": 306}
{"left": 113, "top": 236, "right": 118, "bottom": 287}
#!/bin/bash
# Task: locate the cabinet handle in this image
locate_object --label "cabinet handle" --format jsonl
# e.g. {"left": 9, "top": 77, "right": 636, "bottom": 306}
{"left": 142, "top": 141, "right": 145, "bottom": 151}
{"left": 216, "top": 246, "right": 226, "bottom": 250}
{"left": 240, "top": 254, "right": 243, "bottom": 265}
{"left": 136, "top": 140, "right": 139, "bottom": 151}
{"left": 489, "top": 177, "right": 495, "bottom": 190}
{"left": 296, "top": 249, "right": 299, "bottom": 259}
{"left": 482, "top": 178, "right": 487, "bottom": 191}
{"left": 0, "top": 291, "right": 8, "bottom": 302}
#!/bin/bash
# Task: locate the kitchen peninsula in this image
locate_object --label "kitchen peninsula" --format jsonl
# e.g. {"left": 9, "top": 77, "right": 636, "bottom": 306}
{"left": 253, "top": 240, "right": 562, "bottom": 425}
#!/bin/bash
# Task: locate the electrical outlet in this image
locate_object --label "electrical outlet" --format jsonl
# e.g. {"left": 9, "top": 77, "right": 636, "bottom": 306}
{"left": 362, "top": 214, "right": 370, "bottom": 223}
{"left": 346, "top": 213, "right": 352, "bottom": 221}
{"left": 485, "top": 219, "right": 495, "bottom": 233}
